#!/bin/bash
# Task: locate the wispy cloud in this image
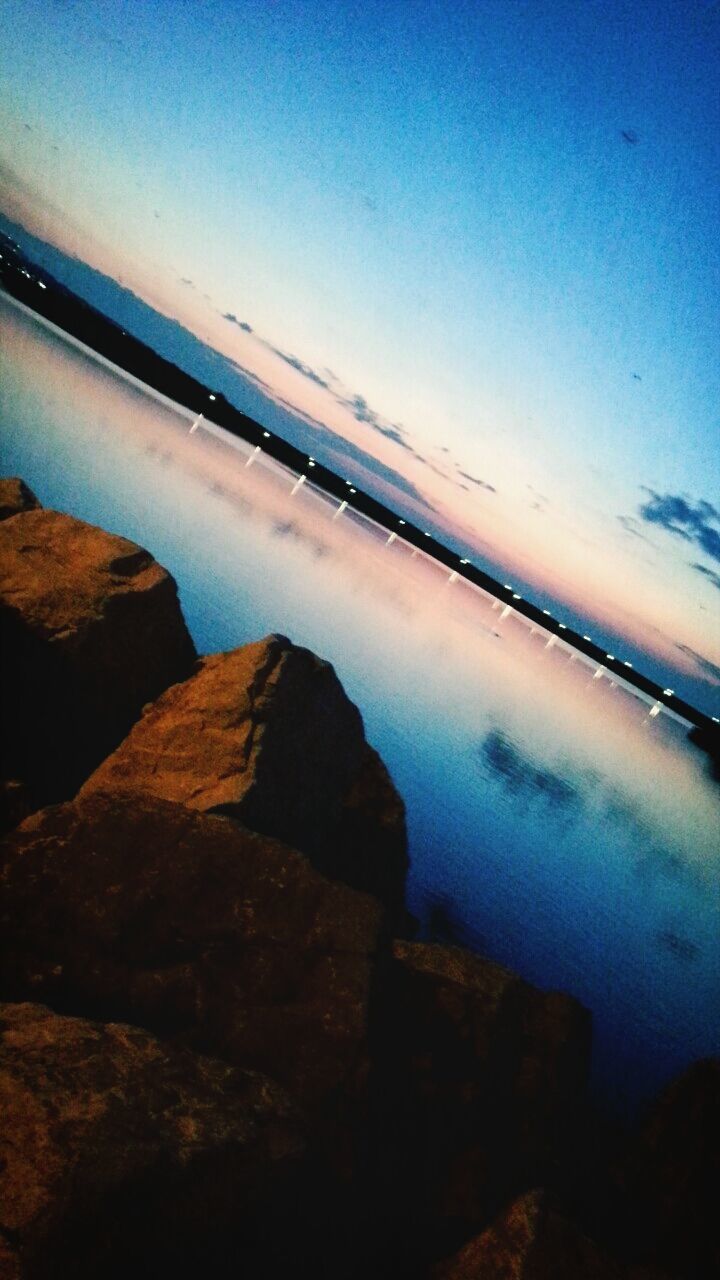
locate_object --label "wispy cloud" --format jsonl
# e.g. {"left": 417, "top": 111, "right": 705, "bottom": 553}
{"left": 617, "top": 514, "right": 648, "bottom": 540}
{"left": 692, "top": 563, "right": 720, "bottom": 591}
{"left": 456, "top": 469, "right": 496, "bottom": 493}
{"left": 638, "top": 490, "right": 720, "bottom": 562}
{"left": 223, "top": 311, "right": 253, "bottom": 332}
{"left": 675, "top": 643, "right": 720, "bottom": 686}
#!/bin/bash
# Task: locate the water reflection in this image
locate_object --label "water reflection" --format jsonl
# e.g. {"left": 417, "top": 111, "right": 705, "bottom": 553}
{"left": 479, "top": 729, "right": 581, "bottom": 809}
{"left": 1, "top": 293, "right": 718, "bottom": 1115}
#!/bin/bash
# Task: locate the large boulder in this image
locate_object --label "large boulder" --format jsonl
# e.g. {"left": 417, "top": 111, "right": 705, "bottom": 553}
{"left": 0, "top": 792, "right": 383, "bottom": 1129}
{"left": 80, "top": 634, "right": 408, "bottom": 915}
{"left": 0, "top": 508, "right": 197, "bottom": 823}
{"left": 432, "top": 1189, "right": 664, "bottom": 1280}
{"left": 0, "top": 1001, "right": 309, "bottom": 1280}
{"left": 611, "top": 1059, "right": 720, "bottom": 1279}
{"left": 0, "top": 478, "right": 40, "bottom": 522}
{"left": 370, "top": 942, "right": 591, "bottom": 1245}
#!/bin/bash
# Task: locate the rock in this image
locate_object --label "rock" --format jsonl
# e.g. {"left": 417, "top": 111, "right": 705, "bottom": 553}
{"left": 371, "top": 942, "right": 591, "bottom": 1243}
{"left": 0, "top": 508, "right": 197, "bottom": 822}
{"left": 432, "top": 1189, "right": 660, "bottom": 1280}
{"left": 0, "top": 792, "right": 383, "bottom": 1127}
{"left": 0, "top": 478, "right": 40, "bottom": 521}
{"left": 80, "top": 634, "right": 408, "bottom": 914}
{"left": 0, "top": 1001, "right": 310, "bottom": 1280}
{"left": 615, "top": 1058, "right": 720, "bottom": 1279}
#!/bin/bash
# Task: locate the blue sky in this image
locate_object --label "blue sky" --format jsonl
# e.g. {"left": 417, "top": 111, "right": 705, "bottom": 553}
{"left": 1, "top": 0, "right": 719, "bottom": 705}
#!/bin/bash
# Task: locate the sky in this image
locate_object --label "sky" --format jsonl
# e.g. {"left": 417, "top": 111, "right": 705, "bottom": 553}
{"left": 1, "top": 0, "right": 719, "bottom": 707}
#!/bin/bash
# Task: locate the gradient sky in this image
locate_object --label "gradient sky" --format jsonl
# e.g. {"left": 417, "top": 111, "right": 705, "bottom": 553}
{"left": 1, "top": 0, "right": 719, "bottom": 705}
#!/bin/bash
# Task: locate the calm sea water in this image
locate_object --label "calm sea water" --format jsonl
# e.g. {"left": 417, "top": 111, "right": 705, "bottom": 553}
{"left": 1, "top": 292, "right": 718, "bottom": 1114}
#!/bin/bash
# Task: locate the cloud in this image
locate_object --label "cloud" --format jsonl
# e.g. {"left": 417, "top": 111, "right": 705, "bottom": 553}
{"left": 223, "top": 312, "right": 253, "bottom": 332}
{"left": 676, "top": 643, "right": 720, "bottom": 686}
{"left": 617, "top": 514, "right": 648, "bottom": 540}
{"left": 638, "top": 490, "right": 720, "bottom": 562}
{"left": 456, "top": 469, "right": 496, "bottom": 493}
{"left": 344, "top": 393, "right": 410, "bottom": 443}
{"left": 267, "top": 347, "right": 329, "bottom": 387}
{"left": 693, "top": 563, "right": 720, "bottom": 590}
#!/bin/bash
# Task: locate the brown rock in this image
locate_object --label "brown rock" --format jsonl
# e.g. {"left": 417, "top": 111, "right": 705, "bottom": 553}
{"left": 373, "top": 942, "right": 591, "bottom": 1237}
{"left": 80, "top": 634, "right": 408, "bottom": 913}
{"left": 0, "top": 1001, "right": 308, "bottom": 1279}
{"left": 0, "top": 508, "right": 197, "bottom": 821}
{"left": 0, "top": 792, "right": 383, "bottom": 1120}
{"left": 0, "top": 478, "right": 40, "bottom": 522}
{"left": 433, "top": 1189, "right": 636, "bottom": 1280}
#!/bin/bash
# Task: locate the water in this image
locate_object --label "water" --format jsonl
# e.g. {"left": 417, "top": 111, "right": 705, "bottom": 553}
{"left": 2, "top": 291, "right": 719, "bottom": 1114}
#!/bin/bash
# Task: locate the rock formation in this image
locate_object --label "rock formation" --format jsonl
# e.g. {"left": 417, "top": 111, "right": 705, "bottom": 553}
{"left": 0, "top": 478, "right": 714, "bottom": 1279}
{"left": 0, "top": 1001, "right": 311, "bottom": 1280}
{"left": 432, "top": 1189, "right": 667, "bottom": 1280}
{"left": 367, "top": 941, "right": 591, "bottom": 1255}
{"left": 0, "top": 507, "right": 197, "bottom": 824}
{"left": 79, "top": 635, "right": 409, "bottom": 914}
{"left": 0, "top": 792, "right": 382, "bottom": 1126}
{"left": 0, "top": 477, "right": 40, "bottom": 522}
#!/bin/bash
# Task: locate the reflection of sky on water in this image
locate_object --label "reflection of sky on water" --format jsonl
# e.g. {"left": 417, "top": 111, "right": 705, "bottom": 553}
{"left": 2, "top": 295, "right": 719, "bottom": 1115}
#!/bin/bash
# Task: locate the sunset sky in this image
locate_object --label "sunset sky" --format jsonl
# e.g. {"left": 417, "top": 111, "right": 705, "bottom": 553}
{"left": 1, "top": 0, "right": 719, "bottom": 706}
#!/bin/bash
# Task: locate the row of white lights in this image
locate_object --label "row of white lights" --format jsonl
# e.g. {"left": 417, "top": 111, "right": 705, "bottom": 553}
{"left": 196, "top": 417, "right": 717, "bottom": 719}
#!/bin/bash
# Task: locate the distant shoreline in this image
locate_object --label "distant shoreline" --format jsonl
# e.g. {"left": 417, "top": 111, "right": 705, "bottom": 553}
{"left": 1, "top": 246, "right": 718, "bottom": 741}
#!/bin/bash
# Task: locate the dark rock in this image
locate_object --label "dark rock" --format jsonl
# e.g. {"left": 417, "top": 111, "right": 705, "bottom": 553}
{"left": 0, "top": 478, "right": 40, "bottom": 522}
{"left": 0, "top": 508, "right": 197, "bottom": 823}
{"left": 371, "top": 942, "right": 591, "bottom": 1249}
{"left": 432, "top": 1189, "right": 664, "bottom": 1280}
{"left": 0, "top": 793, "right": 383, "bottom": 1131}
{"left": 0, "top": 1001, "right": 310, "bottom": 1279}
{"left": 614, "top": 1058, "right": 720, "bottom": 1279}
{"left": 80, "top": 634, "right": 408, "bottom": 914}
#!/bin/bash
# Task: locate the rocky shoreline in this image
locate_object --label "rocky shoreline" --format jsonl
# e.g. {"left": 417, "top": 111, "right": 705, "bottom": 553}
{"left": 1, "top": 477, "right": 716, "bottom": 1279}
